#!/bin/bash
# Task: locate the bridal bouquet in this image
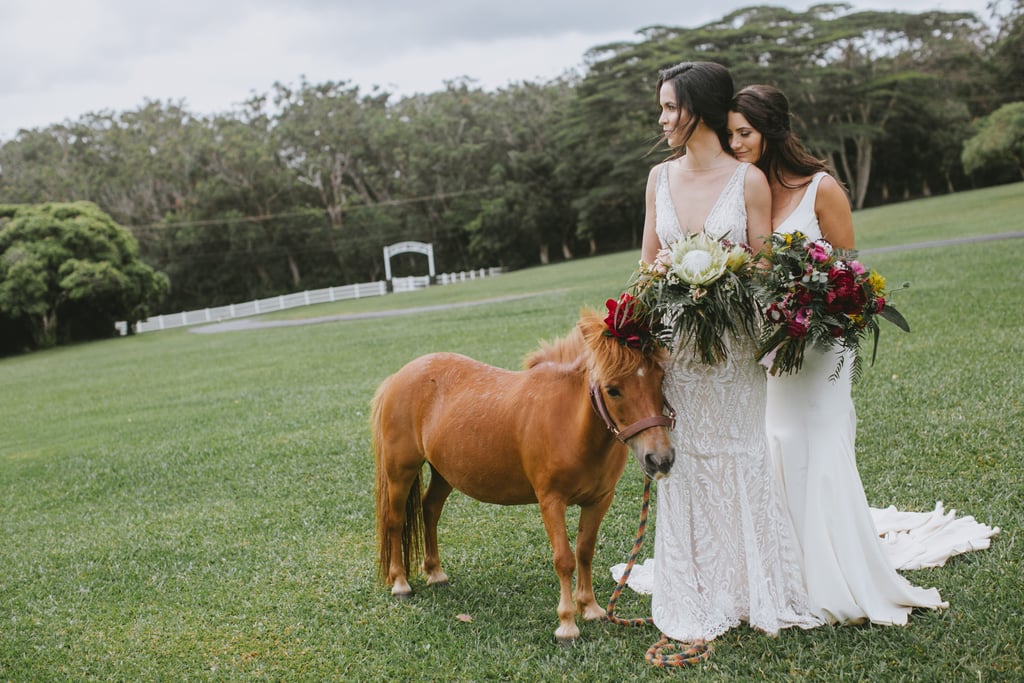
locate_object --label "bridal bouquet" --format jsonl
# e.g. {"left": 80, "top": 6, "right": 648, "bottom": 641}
{"left": 755, "top": 230, "right": 909, "bottom": 380}
{"left": 625, "top": 233, "right": 758, "bottom": 365}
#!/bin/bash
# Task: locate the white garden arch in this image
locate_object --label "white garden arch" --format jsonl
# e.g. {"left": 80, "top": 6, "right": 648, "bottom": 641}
{"left": 383, "top": 241, "right": 435, "bottom": 281}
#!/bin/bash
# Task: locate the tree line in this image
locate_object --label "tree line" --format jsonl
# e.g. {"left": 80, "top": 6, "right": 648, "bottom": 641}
{"left": 1, "top": 3, "right": 1022, "bottom": 351}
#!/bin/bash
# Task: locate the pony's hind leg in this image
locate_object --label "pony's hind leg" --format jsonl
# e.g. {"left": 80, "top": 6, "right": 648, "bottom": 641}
{"left": 381, "top": 461, "right": 424, "bottom": 598}
{"left": 421, "top": 465, "right": 453, "bottom": 586}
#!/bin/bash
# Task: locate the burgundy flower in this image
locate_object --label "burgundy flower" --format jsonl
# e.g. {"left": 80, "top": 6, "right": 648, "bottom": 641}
{"left": 766, "top": 303, "right": 788, "bottom": 323}
{"left": 786, "top": 319, "right": 809, "bottom": 338}
{"left": 604, "top": 295, "right": 646, "bottom": 349}
{"left": 825, "top": 268, "right": 867, "bottom": 314}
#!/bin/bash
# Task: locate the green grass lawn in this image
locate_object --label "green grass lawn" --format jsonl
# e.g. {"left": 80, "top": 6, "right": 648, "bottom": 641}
{"left": 1, "top": 182, "right": 1022, "bottom": 681}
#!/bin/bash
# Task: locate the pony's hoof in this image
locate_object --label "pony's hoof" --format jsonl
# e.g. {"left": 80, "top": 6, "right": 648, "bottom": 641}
{"left": 554, "top": 624, "right": 580, "bottom": 645}
{"left": 426, "top": 570, "right": 449, "bottom": 587}
{"left": 391, "top": 582, "right": 413, "bottom": 599}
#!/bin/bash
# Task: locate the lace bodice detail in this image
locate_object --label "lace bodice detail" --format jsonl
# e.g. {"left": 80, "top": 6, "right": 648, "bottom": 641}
{"left": 655, "top": 162, "right": 750, "bottom": 247}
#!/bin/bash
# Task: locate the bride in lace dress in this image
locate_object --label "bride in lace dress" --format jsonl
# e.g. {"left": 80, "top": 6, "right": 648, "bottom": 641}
{"left": 637, "top": 63, "right": 821, "bottom": 642}
{"left": 726, "top": 84, "right": 997, "bottom": 625}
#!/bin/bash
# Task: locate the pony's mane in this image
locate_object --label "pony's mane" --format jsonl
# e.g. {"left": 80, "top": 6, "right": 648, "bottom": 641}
{"left": 523, "top": 308, "right": 666, "bottom": 380}
{"left": 523, "top": 325, "right": 586, "bottom": 372}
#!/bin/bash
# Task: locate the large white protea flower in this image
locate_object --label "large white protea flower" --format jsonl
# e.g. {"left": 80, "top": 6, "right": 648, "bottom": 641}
{"left": 667, "top": 233, "right": 729, "bottom": 286}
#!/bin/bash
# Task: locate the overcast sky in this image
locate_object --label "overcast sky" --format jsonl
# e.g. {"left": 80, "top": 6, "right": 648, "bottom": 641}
{"left": 0, "top": 0, "right": 994, "bottom": 140}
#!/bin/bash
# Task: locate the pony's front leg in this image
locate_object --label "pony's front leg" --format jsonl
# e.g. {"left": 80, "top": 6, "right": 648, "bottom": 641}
{"left": 574, "top": 494, "right": 615, "bottom": 622}
{"left": 538, "top": 498, "right": 579, "bottom": 643}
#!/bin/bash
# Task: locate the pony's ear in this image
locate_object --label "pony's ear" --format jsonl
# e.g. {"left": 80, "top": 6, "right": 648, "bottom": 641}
{"left": 576, "top": 307, "right": 607, "bottom": 351}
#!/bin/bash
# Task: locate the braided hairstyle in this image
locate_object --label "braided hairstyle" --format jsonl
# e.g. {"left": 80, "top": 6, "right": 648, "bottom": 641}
{"left": 656, "top": 62, "right": 734, "bottom": 158}
{"left": 730, "top": 84, "right": 830, "bottom": 189}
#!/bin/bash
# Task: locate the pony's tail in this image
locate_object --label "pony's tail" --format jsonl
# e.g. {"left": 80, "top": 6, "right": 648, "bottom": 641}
{"left": 373, "top": 379, "right": 423, "bottom": 585}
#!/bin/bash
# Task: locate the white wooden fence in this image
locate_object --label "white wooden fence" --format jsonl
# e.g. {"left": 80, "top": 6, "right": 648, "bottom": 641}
{"left": 117, "top": 267, "right": 502, "bottom": 335}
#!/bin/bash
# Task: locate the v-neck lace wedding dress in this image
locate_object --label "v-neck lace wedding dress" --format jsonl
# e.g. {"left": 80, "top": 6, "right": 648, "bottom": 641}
{"left": 647, "top": 161, "right": 821, "bottom": 641}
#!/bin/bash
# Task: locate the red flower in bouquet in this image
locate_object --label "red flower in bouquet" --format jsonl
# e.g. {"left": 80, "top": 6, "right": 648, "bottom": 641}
{"left": 824, "top": 266, "right": 868, "bottom": 315}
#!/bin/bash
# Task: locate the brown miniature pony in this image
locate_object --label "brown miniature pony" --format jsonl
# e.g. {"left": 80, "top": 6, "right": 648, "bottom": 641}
{"left": 372, "top": 308, "right": 675, "bottom": 642}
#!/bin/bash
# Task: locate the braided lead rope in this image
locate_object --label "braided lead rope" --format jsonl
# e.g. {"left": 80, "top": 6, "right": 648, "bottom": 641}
{"left": 603, "top": 476, "right": 654, "bottom": 627}
{"left": 646, "top": 637, "right": 712, "bottom": 668}
{"left": 603, "top": 476, "right": 713, "bottom": 668}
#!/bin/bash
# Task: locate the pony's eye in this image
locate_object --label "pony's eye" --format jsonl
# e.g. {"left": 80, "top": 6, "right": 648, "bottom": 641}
{"left": 605, "top": 385, "right": 621, "bottom": 398}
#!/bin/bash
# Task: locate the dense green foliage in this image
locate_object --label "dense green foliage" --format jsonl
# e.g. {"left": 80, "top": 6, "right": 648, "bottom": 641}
{"left": 0, "top": 202, "right": 168, "bottom": 350}
{"left": 962, "top": 101, "right": 1024, "bottom": 177}
{"left": 0, "top": 4, "right": 1021, "bottom": 317}
{"left": 0, "top": 183, "right": 1020, "bottom": 680}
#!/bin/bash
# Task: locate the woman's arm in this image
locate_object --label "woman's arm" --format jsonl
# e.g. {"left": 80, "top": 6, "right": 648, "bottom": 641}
{"left": 816, "top": 175, "right": 855, "bottom": 250}
{"left": 640, "top": 164, "right": 663, "bottom": 264}
{"left": 743, "top": 164, "right": 772, "bottom": 253}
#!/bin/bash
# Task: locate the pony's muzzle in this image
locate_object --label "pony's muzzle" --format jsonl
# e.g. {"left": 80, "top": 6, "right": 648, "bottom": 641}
{"left": 641, "top": 447, "right": 675, "bottom": 480}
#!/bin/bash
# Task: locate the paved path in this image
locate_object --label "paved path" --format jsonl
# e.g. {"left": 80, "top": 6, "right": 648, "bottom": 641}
{"left": 191, "top": 230, "right": 1024, "bottom": 334}
{"left": 859, "top": 230, "right": 1024, "bottom": 254}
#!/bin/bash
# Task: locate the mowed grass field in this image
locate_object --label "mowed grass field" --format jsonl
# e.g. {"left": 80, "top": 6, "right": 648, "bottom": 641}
{"left": 1, "top": 182, "right": 1021, "bottom": 681}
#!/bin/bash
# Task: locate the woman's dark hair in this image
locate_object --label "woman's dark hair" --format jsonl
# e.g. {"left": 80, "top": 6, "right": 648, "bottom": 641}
{"left": 656, "top": 61, "right": 734, "bottom": 157}
{"left": 730, "top": 84, "right": 830, "bottom": 188}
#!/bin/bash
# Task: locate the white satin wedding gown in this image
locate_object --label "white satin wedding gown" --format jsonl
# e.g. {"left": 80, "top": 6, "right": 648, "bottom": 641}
{"left": 647, "top": 161, "right": 821, "bottom": 641}
{"left": 767, "top": 172, "right": 999, "bottom": 625}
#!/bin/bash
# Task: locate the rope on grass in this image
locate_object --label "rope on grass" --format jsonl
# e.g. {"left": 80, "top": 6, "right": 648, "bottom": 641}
{"left": 602, "top": 476, "right": 654, "bottom": 628}
{"left": 602, "top": 475, "right": 712, "bottom": 668}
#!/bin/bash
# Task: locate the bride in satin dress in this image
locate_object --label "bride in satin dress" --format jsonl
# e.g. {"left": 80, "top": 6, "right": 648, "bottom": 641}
{"left": 637, "top": 64, "right": 821, "bottom": 643}
{"left": 727, "top": 84, "right": 997, "bottom": 625}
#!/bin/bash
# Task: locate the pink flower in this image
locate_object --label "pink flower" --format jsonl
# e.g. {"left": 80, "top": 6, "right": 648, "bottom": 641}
{"left": 653, "top": 248, "right": 672, "bottom": 275}
{"left": 807, "top": 241, "right": 831, "bottom": 263}
{"left": 849, "top": 260, "right": 866, "bottom": 275}
{"left": 786, "top": 306, "right": 812, "bottom": 337}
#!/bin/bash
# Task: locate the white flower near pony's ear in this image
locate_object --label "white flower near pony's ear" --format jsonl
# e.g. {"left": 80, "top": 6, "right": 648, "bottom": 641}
{"left": 668, "top": 234, "right": 729, "bottom": 286}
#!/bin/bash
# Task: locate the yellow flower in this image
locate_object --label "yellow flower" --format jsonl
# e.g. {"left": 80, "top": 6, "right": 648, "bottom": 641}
{"left": 867, "top": 270, "right": 886, "bottom": 293}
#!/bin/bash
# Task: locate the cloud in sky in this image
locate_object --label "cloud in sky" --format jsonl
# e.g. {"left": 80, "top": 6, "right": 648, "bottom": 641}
{"left": 0, "top": 0, "right": 992, "bottom": 139}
